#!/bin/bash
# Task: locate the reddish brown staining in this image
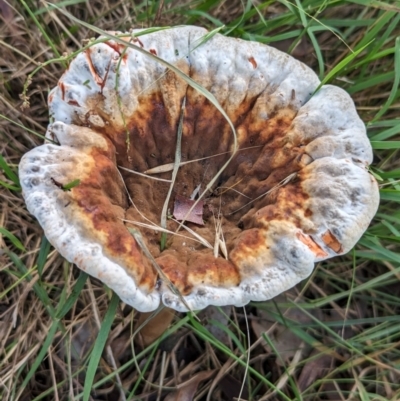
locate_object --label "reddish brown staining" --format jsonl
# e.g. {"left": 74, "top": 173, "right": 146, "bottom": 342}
{"left": 99, "top": 59, "right": 112, "bottom": 93}
{"left": 242, "top": 107, "right": 295, "bottom": 145}
{"left": 48, "top": 92, "right": 54, "bottom": 104}
{"left": 187, "top": 253, "right": 240, "bottom": 288}
{"left": 107, "top": 231, "right": 129, "bottom": 254}
{"left": 216, "top": 258, "right": 240, "bottom": 286}
{"left": 110, "top": 91, "right": 181, "bottom": 173}
{"left": 282, "top": 182, "right": 309, "bottom": 209}
{"left": 132, "top": 37, "right": 144, "bottom": 48}
{"left": 104, "top": 40, "right": 129, "bottom": 62}
{"left": 248, "top": 56, "right": 257, "bottom": 69}
{"left": 104, "top": 41, "right": 125, "bottom": 56}
{"left": 68, "top": 149, "right": 156, "bottom": 288}
{"left": 149, "top": 48, "right": 157, "bottom": 55}
{"left": 89, "top": 135, "right": 117, "bottom": 161}
{"left": 231, "top": 228, "right": 266, "bottom": 261}
{"left": 296, "top": 232, "right": 328, "bottom": 259}
{"left": 84, "top": 49, "right": 104, "bottom": 86}
{"left": 64, "top": 66, "right": 320, "bottom": 293}
{"left": 227, "top": 111, "right": 300, "bottom": 194}
{"left": 58, "top": 82, "right": 66, "bottom": 101}
{"left": 76, "top": 198, "right": 156, "bottom": 288}
{"left": 156, "top": 247, "right": 241, "bottom": 292}
{"left": 67, "top": 99, "right": 81, "bottom": 107}
{"left": 249, "top": 181, "right": 309, "bottom": 229}
{"left": 79, "top": 93, "right": 110, "bottom": 132}
{"left": 304, "top": 208, "right": 313, "bottom": 218}
{"left": 321, "top": 230, "right": 343, "bottom": 253}
{"left": 259, "top": 115, "right": 295, "bottom": 149}
{"left": 156, "top": 254, "right": 190, "bottom": 294}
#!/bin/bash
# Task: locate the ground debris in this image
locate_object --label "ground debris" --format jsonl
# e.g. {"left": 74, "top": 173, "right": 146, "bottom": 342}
{"left": 173, "top": 194, "right": 204, "bottom": 225}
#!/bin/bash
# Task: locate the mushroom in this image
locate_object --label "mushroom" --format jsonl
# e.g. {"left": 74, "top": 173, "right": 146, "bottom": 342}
{"left": 19, "top": 26, "right": 379, "bottom": 312}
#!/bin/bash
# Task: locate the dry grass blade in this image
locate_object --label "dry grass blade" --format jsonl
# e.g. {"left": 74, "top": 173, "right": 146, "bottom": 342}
{"left": 144, "top": 146, "right": 262, "bottom": 175}
{"left": 170, "top": 218, "right": 213, "bottom": 250}
{"left": 212, "top": 211, "right": 228, "bottom": 259}
{"left": 122, "top": 219, "right": 212, "bottom": 248}
{"left": 161, "top": 97, "right": 186, "bottom": 232}
{"left": 128, "top": 228, "right": 195, "bottom": 314}
{"left": 118, "top": 165, "right": 172, "bottom": 183}
{"left": 47, "top": 3, "right": 239, "bottom": 152}
{"left": 229, "top": 172, "right": 297, "bottom": 215}
{"left": 164, "top": 370, "right": 216, "bottom": 401}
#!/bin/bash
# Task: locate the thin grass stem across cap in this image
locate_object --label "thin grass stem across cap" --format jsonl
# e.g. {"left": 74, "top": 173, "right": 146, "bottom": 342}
{"left": 19, "top": 26, "right": 379, "bottom": 312}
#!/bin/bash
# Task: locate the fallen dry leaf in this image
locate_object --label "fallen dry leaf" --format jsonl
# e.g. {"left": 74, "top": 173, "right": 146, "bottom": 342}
{"left": 297, "top": 349, "right": 334, "bottom": 391}
{"left": 219, "top": 374, "right": 250, "bottom": 401}
{"left": 134, "top": 307, "right": 175, "bottom": 347}
{"left": 173, "top": 194, "right": 204, "bottom": 225}
{"left": 251, "top": 294, "right": 318, "bottom": 366}
{"left": 164, "top": 370, "right": 216, "bottom": 401}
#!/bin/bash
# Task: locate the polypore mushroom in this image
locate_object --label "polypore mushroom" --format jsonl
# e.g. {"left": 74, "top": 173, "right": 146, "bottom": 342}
{"left": 19, "top": 26, "right": 379, "bottom": 312}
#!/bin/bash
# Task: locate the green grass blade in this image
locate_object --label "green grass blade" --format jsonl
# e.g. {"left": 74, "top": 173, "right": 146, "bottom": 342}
{"left": 18, "top": 320, "right": 59, "bottom": 395}
{"left": 5, "top": 250, "right": 56, "bottom": 318}
{"left": 56, "top": 271, "right": 88, "bottom": 319}
{"left": 313, "top": 41, "right": 373, "bottom": 93}
{"left": 369, "top": 124, "right": 400, "bottom": 141}
{"left": 0, "top": 227, "right": 26, "bottom": 251}
{"left": 62, "top": 178, "right": 81, "bottom": 191}
{"left": 187, "top": 314, "right": 292, "bottom": 400}
{"left": 0, "top": 180, "right": 21, "bottom": 191}
{"left": 18, "top": 272, "right": 86, "bottom": 395}
{"left": 37, "top": 236, "right": 51, "bottom": 278}
{"left": 20, "top": 0, "right": 61, "bottom": 59}
{"left": 0, "top": 113, "right": 47, "bottom": 142}
{"left": 83, "top": 292, "right": 119, "bottom": 401}
{"left": 380, "top": 189, "right": 400, "bottom": 202}
{"left": 371, "top": 36, "right": 400, "bottom": 121}
{"left": 371, "top": 141, "right": 400, "bottom": 149}
{"left": 0, "top": 267, "right": 37, "bottom": 299}
{"left": 208, "top": 319, "right": 246, "bottom": 353}
{"left": 375, "top": 169, "right": 400, "bottom": 179}
{"left": 0, "top": 153, "right": 20, "bottom": 187}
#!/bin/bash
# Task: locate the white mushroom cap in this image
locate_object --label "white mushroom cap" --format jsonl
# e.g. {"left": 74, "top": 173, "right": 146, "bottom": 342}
{"left": 19, "top": 26, "right": 379, "bottom": 312}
